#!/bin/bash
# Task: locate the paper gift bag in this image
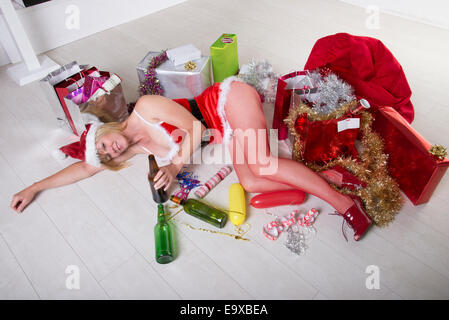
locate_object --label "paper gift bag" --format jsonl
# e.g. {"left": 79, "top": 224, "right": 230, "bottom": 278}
{"left": 210, "top": 33, "right": 239, "bottom": 83}
{"left": 272, "top": 71, "right": 319, "bottom": 140}
{"left": 40, "top": 62, "right": 86, "bottom": 130}
{"left": 373, "top": 107, "right": 449, "bottom": 205}
{"left": 82, "top": 74, "right": 109, "bottom": 102}
{"left": 137, "top": 51, "right": 212, "bottom": 99}
{"left": 64, "top": 74, "right": 128, "bottom": 134}
{"left": 53, "top": 67, "right": 106, "bottom": 135}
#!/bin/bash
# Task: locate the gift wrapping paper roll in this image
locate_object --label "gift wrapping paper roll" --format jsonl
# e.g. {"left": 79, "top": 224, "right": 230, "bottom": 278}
{"left": 194, "top": 166, "right": 233, "bottom": 198}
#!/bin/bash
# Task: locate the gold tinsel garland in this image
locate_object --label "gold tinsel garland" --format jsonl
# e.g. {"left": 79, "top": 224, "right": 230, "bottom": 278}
{"left": 284, "top": 102, "right": 403, "bottom": 227}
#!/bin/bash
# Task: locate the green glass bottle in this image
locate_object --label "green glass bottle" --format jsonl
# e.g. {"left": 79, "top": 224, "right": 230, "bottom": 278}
{"left": 154, "top": 204, "right": 174, "bottom": 264}
{"left": 170, "top": 196, "right": 228, "bottom": 228}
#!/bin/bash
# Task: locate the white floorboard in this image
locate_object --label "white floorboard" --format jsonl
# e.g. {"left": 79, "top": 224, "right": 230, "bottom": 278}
{"left": 0, "top": 154, "right": 108, "bottom": 299}
{"left": 0, "top": 235, "right": 38, "bottom": 299}
{"left": 1, "top": 0, "right": 449, "bottom": 300}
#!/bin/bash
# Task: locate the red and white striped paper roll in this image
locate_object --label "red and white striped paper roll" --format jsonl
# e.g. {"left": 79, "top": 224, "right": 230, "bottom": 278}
{"left": 194, "top": 166, "right": 233, "bottom": 198}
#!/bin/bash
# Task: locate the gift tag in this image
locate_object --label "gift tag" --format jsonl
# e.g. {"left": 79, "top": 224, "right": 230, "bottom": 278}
{"left": 337, "top": 118, "right": 360, "bottom": 132}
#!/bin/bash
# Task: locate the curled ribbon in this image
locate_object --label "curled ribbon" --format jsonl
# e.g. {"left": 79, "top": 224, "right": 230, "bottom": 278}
{"left": 263, "top": 208, "right": 319, "bottom": 241}
{"left": 173, "top": 171, "right": 201, "bottom": 200}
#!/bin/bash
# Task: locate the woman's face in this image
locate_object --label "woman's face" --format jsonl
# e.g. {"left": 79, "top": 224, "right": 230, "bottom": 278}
{"left": 96, "top": 132, "right": 129, "bottom": 161}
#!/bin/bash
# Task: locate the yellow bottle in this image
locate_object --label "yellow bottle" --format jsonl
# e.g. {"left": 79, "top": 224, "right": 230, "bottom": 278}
{"left": 228, "top": 183, "right": 246, "bottom": 226}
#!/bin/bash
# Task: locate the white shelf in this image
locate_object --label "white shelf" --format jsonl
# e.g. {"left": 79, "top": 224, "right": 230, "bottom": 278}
{"left": 0, "top": 0, "right": 186, "bottom": 67}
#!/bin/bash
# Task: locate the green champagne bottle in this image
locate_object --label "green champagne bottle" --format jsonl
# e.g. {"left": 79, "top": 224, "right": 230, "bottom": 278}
{"left": 170, "top": 196, "right": 228, "bottom": 228}
{"left": 154, "top": 204, "right": 174, "bottom": 264}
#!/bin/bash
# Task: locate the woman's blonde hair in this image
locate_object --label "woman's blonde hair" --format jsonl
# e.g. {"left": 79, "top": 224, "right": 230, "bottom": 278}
{"left": 82, "top": 101, "right": 116, "bottom": 123}
{"left": 95, "top": 121, "right": 129, "bottom": 171}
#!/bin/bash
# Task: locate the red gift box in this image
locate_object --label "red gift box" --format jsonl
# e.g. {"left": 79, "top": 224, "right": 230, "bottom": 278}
{"left": 293, "top": 113, "right": 361, "bottom": 165}
{"left": 373, "top": 107, "right": 449, "bottom": 205}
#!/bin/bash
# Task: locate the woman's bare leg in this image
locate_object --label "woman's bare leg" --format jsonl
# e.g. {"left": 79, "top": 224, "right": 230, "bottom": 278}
{"left": 225, "top": 82, "right": 354, "bottom": 213}
{"left": 229, "top": 139, "right": 294, "bottom": 193}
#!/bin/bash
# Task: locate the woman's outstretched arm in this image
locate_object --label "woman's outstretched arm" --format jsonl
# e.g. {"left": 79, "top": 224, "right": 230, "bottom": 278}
{"left": 10, "top": 161, "right": 104, "bottom": 213}
{"left": 10, "top": 145, "right": 140, "bottom": 213}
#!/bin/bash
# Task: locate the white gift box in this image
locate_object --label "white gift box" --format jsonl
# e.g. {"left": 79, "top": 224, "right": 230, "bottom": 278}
{"left": 166, "top": 44, "right": 202, "bottom": 66}
{"left": 137, "top": 51, "right": 212, "bottom": 100}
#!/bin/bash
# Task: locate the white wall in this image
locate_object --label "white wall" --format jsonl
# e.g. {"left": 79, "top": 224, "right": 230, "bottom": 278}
{"left": 0, "top": 0, "right": 186, "bottom": 67}
{"left": 340, "top": 0, "right": 449, "bottom": 30}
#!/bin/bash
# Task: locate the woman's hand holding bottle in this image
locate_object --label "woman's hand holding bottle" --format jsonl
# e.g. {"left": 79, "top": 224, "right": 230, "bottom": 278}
{"left": 153, "top": 163, "right": 181, "bottom": 191}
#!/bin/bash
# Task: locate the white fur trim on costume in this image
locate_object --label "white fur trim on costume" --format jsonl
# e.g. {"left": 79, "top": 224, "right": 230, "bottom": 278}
{"left": 148, "top": 122, "right": 180, "bottom": 162}
{"left": 84, "top": 122, "right": 102, "bottom": 167}
{"left": 52, "top": 149, "right": 68, "bottom": 160}
{"left": 217, "top": 76, "right": 244, "bottom": 144}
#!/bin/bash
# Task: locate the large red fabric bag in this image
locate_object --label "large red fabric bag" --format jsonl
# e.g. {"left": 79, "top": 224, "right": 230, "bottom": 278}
{"left": 304, "top": 33, "right": 414, "bottom": 123}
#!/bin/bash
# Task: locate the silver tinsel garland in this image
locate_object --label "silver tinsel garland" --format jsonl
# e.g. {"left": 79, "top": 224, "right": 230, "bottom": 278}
{"left": 284, "top": 225, "right": 317, "bottom": 256}
{"left": 285, "top": 228, "right": 308, "bottom": 255}
{"left": 305, "top": 70, "right": 355, "bottom": 115}
{"left": 237, "top": 58, "right": 278, "bottom": 103}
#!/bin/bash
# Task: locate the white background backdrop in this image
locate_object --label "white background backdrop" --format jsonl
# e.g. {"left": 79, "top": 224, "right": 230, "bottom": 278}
{"left": 340, "top": 0, "right": 449, "bottom": 29}
{"left": 1, "top": 0, "right": 448, "bottom": 67}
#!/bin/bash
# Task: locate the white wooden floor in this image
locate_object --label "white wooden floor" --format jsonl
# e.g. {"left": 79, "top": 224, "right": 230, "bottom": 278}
{"left": 1, "top": 0, "right": 449, "bottom": 300}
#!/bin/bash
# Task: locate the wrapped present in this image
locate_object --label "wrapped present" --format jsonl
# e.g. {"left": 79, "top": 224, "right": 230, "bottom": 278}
{"left": 137, "top": 51, "right": 212, "bottom": 99}
{"left": 210, "top": 33, "right": 239, "bottom": 83}
{"left": 272, "top": 70, "right": 319, "bottom": 141}
{"left": 64, "top": 74, "right": 128, "bottom": 133}
{"left": 166, "top": 44, "right": 201, "bottom": 66}
{"left": 373, "top": 107, "right": 449, "bottom": 205}
{"left": 285, "top": 100, "right": 361, "bottom": 165}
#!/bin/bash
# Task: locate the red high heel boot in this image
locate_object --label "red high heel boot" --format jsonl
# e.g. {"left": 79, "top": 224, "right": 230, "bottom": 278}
{"left": 337, "top": 195, "right": 372, "bottom": 241}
